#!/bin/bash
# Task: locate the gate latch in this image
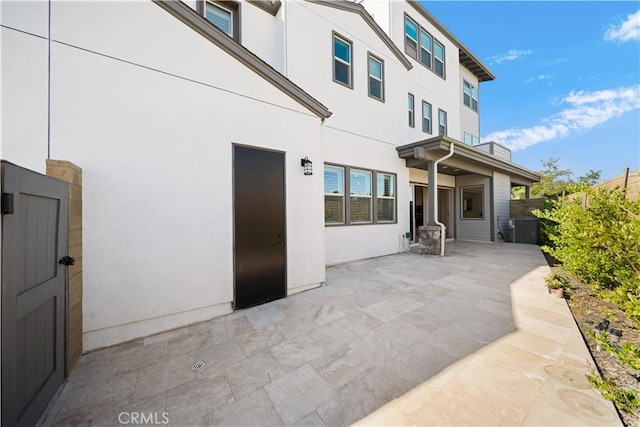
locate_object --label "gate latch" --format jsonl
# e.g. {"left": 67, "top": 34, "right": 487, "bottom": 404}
{"left": 59, "top": 256, "right": 75, "bottom": 266}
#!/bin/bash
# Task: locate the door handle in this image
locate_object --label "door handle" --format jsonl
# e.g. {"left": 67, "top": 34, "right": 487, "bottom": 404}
{"left": 273, "top": 242, "right": 285, "bottom": 247}
{"left": 59, "top": 256, "right": 75, "bottom": 266}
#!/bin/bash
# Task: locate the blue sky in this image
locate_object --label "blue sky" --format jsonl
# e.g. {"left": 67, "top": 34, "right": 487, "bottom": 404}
{"left": 422, "top": 1, "right": 640, "bottom": 181}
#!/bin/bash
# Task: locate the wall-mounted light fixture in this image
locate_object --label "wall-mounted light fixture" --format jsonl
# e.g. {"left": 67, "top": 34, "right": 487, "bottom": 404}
{"left": 301, "top": 157, "right": 313, "bottom": 175}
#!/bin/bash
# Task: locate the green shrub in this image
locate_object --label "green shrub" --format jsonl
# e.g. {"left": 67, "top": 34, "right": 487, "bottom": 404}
{"left": 534, "top": 187, "right": 640, "bottom": 322}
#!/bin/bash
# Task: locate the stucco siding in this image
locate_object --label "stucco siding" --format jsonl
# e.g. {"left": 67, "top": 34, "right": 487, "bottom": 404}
{"left": 2, "top": 0, "right": 325, "bottom": 350}
{"left": 456, "top": 174, "right": 491, "bottom": 241}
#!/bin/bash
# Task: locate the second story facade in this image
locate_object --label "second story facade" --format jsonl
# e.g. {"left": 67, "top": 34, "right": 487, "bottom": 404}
{"left": 182, "top": 0, "right": 494, "bottom": 149}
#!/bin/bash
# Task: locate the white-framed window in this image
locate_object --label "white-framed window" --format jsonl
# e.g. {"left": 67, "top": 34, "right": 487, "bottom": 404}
{"left": 419, "top": 29, "right": 432, "bottom": 69}
{"left": 463, "top": 80, "right": 479, "bottom": 112}
{"left": 376, "top": 173, "right": 395, "bottom": 222}
{"left": 324, "top": 165, "right": 345, "bottom": 224}
{"left": 325, "top": 164, "right": 396, "bottom": 225}
{"left": 333, "top": 33, "right": 353, "bottom": 88}
{"left": 422, "top": 101, "right": 432, "bottom": 134}
{"left": 464, "top": 132, "right": 480, "bottom": 146}
{"left": 368, "top": 54, "right": 384, "bottom": 101}
{"left": 438, "top": 109, "right": 447, "bottom": 136}
{"left": 434, "top": 40, "right": 445, "bottom": 78}
{"left": 461, "top": 185, "right": 484, "bottom": 219}
{"left": 202, "top": 1, "right": 239, "bottom": 41}
{"left": 350, "top": 169, "right": 372, "bottom": 223}
{"left": 404, "top": 16, "right": 418, "bottom": 59}
{"left": 408, "top": 94, "right": 415, "bottom": 127}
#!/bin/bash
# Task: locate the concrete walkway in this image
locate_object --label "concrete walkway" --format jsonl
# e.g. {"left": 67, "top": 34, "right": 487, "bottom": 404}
{"left": 43, "top": 242, "right": 620, "bottom": 426}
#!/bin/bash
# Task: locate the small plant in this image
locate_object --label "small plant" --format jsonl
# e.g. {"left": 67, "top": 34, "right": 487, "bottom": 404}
{"left": 545, "top": 272, "right": 570, "bottom": 289}
{"left": 587, "top": 371, "right": 639, "bottom": 413}
{"left": 587, "top": 330, "right": 640, "bottom": 371}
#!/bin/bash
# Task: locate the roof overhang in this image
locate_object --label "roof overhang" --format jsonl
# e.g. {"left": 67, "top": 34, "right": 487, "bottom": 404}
{"left": 407, "top": 1, "right": 495, "bottom": 82}
{"left": 397, "top": 136, "right": 540, "bottom": 183}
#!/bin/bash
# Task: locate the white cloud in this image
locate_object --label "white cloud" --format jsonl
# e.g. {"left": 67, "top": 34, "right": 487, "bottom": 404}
{"left": 524, "top": 74, "right": 554, "bottom": 84}
{"left": 487, "top": 49, "right": 533, "bottom": 65}
{"left": 482, "top": 85, "right": 640, "bottom": 151}
{"left": 605, "top": 10, "right": 640, "bottom": 43}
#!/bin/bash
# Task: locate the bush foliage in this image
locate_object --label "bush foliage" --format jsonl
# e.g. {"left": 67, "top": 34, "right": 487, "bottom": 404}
{"left": 534, "top": 187, "right": 640, "bottom": 323}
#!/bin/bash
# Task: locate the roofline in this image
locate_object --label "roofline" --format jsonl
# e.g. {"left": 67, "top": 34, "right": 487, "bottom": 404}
{"left": 153, "top": 0, "right": 332, "bottom": 120}
{"left": 397, "top": 136, "right": 540, "bottom": 182}
{"left": 306, "top": 0, "right": 413, "bottom": 70}
{"left": 406, "top": 1, "right": 495, "bottom": 82}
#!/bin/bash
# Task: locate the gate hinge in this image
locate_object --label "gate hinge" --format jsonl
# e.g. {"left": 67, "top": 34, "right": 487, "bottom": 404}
{"left": 1, "top": 193, "right": 14, "bottom": 215}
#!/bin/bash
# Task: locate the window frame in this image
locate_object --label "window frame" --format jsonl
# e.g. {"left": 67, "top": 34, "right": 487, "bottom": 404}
{"left": 367, "top": 53, "right": 385, "bottom": 102}
{"left": 199, "top": 0, "right": 240, "bottom": 42}
{"left": 324, "top": 165, "right": 346, "bottom": 225}
{"left": 464, "top": 132, "right": 480, "bottom": 146}
{"left": 461, "top": 185, "right": 485, "bottom": 220}
{"left": 463, "top": 80, "right": 479, "bottom": 112}
{"left": 422, "top": 101, "right": 432, "bottom": 134}
{"left": 324, "top": 163, "right": 397, "bottom": 226}
{"left": 332, "top": 32, "right": 354, "bottom": 89}
{"left": 408, "top": 93, "right": 415, "bottom": 128}
{"left": 349, "top": 168, "right": 373, "bottom": 224}
{"left": 438, "top": 109, "right": 447, "bottom": 136}
{"left": 404, "top": 13, "right": 446, "bottom": 80}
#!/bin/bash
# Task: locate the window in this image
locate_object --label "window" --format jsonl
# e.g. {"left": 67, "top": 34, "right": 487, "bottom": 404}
{"left": 404, "top": 16, "right": 418, "bottom": 59}
{"left": 408, "top": 94, "right": 415, "bottom": 127}
{"left": 202, "top": 1, "right": 239, "bottom": 41}
{"left": 368, "top": 54, "right": 384, "bottom": 101}
{"left": 325, "top": 164, "right": 396, "bottom": 225}
{"left": 464, "top": 132, "right": 480, "bottom": 146}
{"left": 434, "top": 40, "right": 445, "bottom": 78}
{"left": 324, "top": 166, "right": 345, "bottom": 224}
{"left": 350, "top": 169, "right": 372, "bottom": 223}
{"left": 422, "top": 101, "right": 432, "bottom": 134}
{"left": 404, "top": 14, "right": 445, "bottom": 78}
{"left": 376, "top": 173, "right": 395, "bottom": 222}
{"left": 419, "top": 29, "right": 432, "bottom": 69}
{"left": 463, "top": 81, "right": 478, "bottom": 112}
{"left": 461, "top": 185, "right": 484, "bottom": 219}
{"left": 333, "top": 33, "right": 353, "bottom": 88}
{"left": 438, "top": 109, "right": 447, "bottom": 136}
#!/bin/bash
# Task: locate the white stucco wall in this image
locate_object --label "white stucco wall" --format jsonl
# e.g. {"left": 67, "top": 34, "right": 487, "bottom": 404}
{"left": 456, "top": 174, "right": 491, "bottom": 241}
{"left": 2, "top": 0, "right": 325, "bottom": 350}
{"left": 391, "top": 2, "right": 461, "bottom": 144}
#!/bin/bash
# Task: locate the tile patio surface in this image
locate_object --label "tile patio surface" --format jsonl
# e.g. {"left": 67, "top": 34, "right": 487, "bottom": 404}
{"left": 43, "top": 241, "right": 621, "bottom": 426}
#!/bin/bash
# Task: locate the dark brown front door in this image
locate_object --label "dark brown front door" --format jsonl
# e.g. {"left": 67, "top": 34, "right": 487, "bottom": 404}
{"left": 1, "top": 161, "right": 68, "bottom": 427}
{"left": 233, "top": 146, "right": 286, "bottom": 309}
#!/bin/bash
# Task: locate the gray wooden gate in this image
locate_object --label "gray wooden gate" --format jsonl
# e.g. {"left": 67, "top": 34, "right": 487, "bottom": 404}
{"left": 2, "top": 161, "right": 69, "bottom": 427}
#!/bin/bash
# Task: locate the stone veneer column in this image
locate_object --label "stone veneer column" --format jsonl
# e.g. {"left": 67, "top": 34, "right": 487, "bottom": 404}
{"left": 418, "top": 225, "right": 442, "bottom": 256}
{"left": 46, "top": 160, "right": 83, "bottom": 372}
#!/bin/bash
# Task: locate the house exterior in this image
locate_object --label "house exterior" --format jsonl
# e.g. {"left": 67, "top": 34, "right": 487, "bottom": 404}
{"left": 1, "top": 0, "right": 539, "bottom": 359}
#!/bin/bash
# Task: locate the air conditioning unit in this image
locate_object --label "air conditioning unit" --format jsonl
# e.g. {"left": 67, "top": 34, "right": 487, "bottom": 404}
{"left": 511, "top": 218, "right": 539, "bottom": 244}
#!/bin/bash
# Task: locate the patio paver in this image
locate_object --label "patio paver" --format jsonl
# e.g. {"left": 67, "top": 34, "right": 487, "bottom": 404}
{"left": 41, "top": 241, "right": 621, "bottom": 426}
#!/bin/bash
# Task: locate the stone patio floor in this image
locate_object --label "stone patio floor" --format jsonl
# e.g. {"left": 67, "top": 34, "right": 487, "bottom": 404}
{"left": 42, "top": 241, "right": 621, "bottom": 426}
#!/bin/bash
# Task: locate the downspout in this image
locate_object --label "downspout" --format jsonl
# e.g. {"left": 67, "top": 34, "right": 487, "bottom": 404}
{"left": 432, "top": 142, "right": 454, "bottom": 256}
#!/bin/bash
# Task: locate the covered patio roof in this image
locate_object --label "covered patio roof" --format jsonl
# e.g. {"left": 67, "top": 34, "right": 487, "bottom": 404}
{"left": 396, "top": 136, "right": 540, "bottom": 185}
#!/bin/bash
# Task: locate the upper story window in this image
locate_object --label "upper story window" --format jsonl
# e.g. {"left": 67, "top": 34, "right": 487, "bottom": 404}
{"left": 408, "top": 94, "right": 415, "bottom": 127}
{"left": 438, "top": 109, "right": 447, "bottom": 136}
{"left": 422, "top": 101, "right": 432, "bottom": 134}
{"left": 463, "top": 81, "right": 479, "bottom": 112}
{"left": 201, "top": 1, "right": 239, "bottom": 42}
{"left": 464, "top": 132, "right": 480, "bottom": 146}
{"left": 404, "top": 16, "right": 418, "bottom": 59}
{"left": 368, "top": 54, "right": 384, "bottom": 101}
{"left": 404, "top": 14, "right": 445, "bottom": 79}
{"left": 419, "top": 29, "right": 432, "bottom": 69}
{"left": 333, "top": 33, "right": 353, "bottom": 88}
{"left": 434, "top": 40, "right": 445, "bottom": 78}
